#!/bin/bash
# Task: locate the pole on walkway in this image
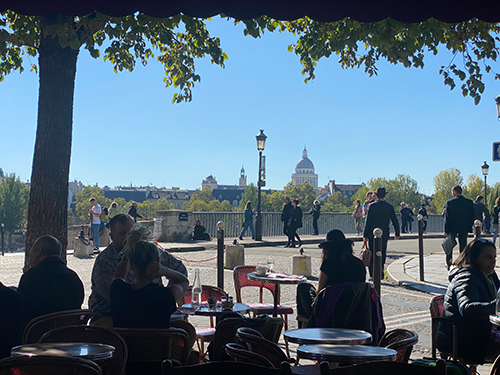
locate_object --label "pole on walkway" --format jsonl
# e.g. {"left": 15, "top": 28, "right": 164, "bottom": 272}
{"left": 373, "top": 228, "right": 383, "bottom": 297}
{"left": 418, "top": 214, "right": 424, "bottom": 282}
{"left": 474, "top": 219, "right": 482, "bottom": 239}
{"left": 1, "top": 223, "right": 4, "bottom": 256}
{"left": 217, "top": 221, "right": 224, "bottom": 289}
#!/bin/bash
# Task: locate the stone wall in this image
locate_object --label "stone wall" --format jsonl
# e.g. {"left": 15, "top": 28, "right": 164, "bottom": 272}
{"left": 156, "top": 210, "right": 193, "bottom": 242}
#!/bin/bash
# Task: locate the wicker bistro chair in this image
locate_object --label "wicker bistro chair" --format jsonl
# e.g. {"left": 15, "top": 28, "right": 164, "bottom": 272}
{"left": 0, "top": 355, "right": 102, "bottom": 375}
{"left": 115, "top": 327, "right": 190, "bottom": 375}
{"left": 39, "top": 325, "right": 127, "bottom": 375}
{"left": 378, "top": 329, "right": 419, "bottom": 363}
{"left": 225, "top": 343, "right": 275, "bottom": 367}
{"left": 236, "top": 328, "right": 294, "bottom": 368}
{"left": 319, "top": 359, "right": 446, "bottom": 375}
{"left": 233, "top": 266, "right": 293, "bottom": 332}
{"left": 181, "top": 285, "right": 228, "bottom": 356}
{"left": 161, "top": 359, "right": 293, "bottom": 375}
{"left": 429, "top": 294, "right": 458, "bottom": 360}
{"left": 207, "top": 316, "right": 284, "bottom": 362}
{"left": 22, "top": 309, "right": 93, "bottom": 344}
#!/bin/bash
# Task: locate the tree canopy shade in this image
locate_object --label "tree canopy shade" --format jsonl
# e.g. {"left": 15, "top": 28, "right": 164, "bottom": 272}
{"left": 1, "top": 0, "right": 500, "bottom": 23}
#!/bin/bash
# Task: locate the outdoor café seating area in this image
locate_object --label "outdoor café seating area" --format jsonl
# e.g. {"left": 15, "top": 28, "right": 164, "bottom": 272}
{"left": 0, "top": 265, "right": 491, "bottom": 375}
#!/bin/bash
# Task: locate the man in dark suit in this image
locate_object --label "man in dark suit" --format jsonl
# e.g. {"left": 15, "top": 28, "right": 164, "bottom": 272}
{"left": 363, "top": 187, "right": 400, "bottom": 277}
{"left": 281, "top": 196, "right": 293, "bottom": 247}
{"left": 17, "top": 235, "right": 84, "bottom": 323}
{"left": 444, "top": 185, "right": 475, "bottom": 268}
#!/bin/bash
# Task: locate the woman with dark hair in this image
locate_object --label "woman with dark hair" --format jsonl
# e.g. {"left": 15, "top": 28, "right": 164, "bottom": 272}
{"left": 287, "top": 198, "right": 303, "bottom": 248}
{"left": 296, "top": 229, "right": 366, "bottom": 322}
{"left": 110, "top": 226, "right": 189, "bottom": 328}
{"left": 437, "top": 238, "right": 500, "bottom": 363}
{"left": 239, "top": 201, "right": 255, "bottom": 240}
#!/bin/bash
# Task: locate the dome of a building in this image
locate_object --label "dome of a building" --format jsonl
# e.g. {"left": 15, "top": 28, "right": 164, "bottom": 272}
{"left": 295, "top": 148, "right": 314, "bottom": 170}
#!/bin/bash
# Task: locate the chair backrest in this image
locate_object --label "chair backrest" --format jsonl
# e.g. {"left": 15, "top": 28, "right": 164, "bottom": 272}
{"left": 378, "top": 329, "right": 418, "bottom": 363}
{"left": 0, "top": 355, "right": 102, "bottom": 375}
{"left": 429, "top": 295, "right": 445, "bottom": 319}
{"left": 225, "top": 343, "right": 274, "bottom": 367}
{"left": 208, "top": 316, "right": 283, "bottom": 361}
{"left": 181, "top": 285, "right": 227, "bottom": 305}
{"left": 161, "top": 359, "right": 292, "bottom": 375}
{"left": 490, "top": 353, "right": 500, "bottom": 375}
{"left": 115, "top": 327, "right": 190, "bottom": 369}
{"left": 39, "top": 325, "right": 127, "bottom": 375}
{"left": 310, "top": 283, "right": 385, "bottom": 344}
{"left": 233, "top": 265, "right": 279, "bottom": 304}
{"left": 319, "top": 359, "right": 446, "bottom": 375}
{"left": 22, "top": 309, "right": 93, "bottom": 344}
{"left": 235, "top": 327, "right": 289, "bottom": 368}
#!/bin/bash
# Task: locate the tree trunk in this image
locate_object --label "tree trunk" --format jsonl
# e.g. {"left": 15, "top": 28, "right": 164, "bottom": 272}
{"left": 24, "top": 13, "right": 79, "bottom": 271}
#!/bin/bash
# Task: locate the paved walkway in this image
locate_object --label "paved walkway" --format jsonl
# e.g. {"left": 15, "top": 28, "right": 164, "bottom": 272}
{"left": 387, "top": 249, "right": 500, "bottom": 295}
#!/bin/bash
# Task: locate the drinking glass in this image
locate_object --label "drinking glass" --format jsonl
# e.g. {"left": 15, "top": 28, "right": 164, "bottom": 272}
{"left": 267, "top": 257, "right": 275, "bottom": 273}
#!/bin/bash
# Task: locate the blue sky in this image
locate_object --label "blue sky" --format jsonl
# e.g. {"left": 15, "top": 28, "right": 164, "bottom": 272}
{"left": 1, "top": 17, "right": 499, "bottom": 196}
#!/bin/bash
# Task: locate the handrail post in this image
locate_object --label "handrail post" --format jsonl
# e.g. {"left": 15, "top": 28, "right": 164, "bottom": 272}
{"left": 474, "top": 219, "right": 482, "bottom": 239}
{"left": 418, "top": 214, "right": 424, "bottom": 282}
{"left": 373, "top": 228, "right": 383, "bottom": 297}
{"left": 217, "top": 221, "right": 224, "bottom": 289}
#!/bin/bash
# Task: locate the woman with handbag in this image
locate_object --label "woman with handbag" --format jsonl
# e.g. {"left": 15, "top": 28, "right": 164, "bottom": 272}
{"left": 353, "top": 199, "right": 363, "bottom": 235}
{"left": 295, "top": 229, "right": 366, "bottom": 326}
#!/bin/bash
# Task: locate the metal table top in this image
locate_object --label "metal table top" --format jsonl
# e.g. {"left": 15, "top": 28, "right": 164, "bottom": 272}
{"left": 11, "top": 342, "right": 115, "bottom": 360}
{"left": 285, "top": 328, "right": 372, "bottom": 345}
{"left": 297, "top": 344, "right": 397, "bottom": 364}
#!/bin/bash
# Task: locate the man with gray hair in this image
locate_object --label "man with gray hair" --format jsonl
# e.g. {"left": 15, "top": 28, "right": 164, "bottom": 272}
{"left": 17, "top": 235, "right": 84, "bottom": 322}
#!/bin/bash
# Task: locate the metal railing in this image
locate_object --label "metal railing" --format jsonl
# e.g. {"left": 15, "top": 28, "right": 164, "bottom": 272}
{"left": 193, "top": 212, "right": 445, "bottom": 238}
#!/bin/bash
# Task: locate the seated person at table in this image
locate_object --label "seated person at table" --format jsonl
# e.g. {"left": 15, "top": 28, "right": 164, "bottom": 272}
{"left": 0, "top": 281, "right": 24, "bottom": 359}
{"left": 110, "top": 225, "right": 189, "bottom": 328}
{"left": 17, "top": 235, "right": 84, "bottom": 323}
{"left": 89, "top": 214, "right": 187, "bottom": 327}
{"left": 192, "top": 220, "right": 211, "bottom": 241}
{"left": 437, "top": 238, "right": 500, "bottom": 363}
{"left": 296, "top": 229, "right": 366, "bottom": 322}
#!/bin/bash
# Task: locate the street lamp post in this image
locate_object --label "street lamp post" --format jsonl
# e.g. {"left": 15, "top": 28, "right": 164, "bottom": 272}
{"left": 255, "top": 130, "right": 267, "bottom": 241}
{"left": 482, "top": 161, "right": 489, "bottom": 205}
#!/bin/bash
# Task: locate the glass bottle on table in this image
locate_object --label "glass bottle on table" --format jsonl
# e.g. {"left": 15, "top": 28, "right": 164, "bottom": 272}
{"left": 192, "top": 269, "right": 202, "bottom": 310}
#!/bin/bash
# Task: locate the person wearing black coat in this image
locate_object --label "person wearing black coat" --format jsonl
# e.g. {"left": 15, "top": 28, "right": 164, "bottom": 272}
{"left": 281, "top": 197, "right": 293, "bottom": 242}
{"left": 363, "top": 187, "right": 400, "bottom": 277}
{"left": 287, "top": 198, "right": 303, "bottom": 248}
{"left": 444, "top": 185, "right": 475, "bottom": 268}
{"left": 309, "top": 200, "right": 321, "bottom": 235}
{"left": 418, "top": 204, "right": 428, "bottom": 232}
{"left": 437, "top": 239, "right": 500, "bottom": 364}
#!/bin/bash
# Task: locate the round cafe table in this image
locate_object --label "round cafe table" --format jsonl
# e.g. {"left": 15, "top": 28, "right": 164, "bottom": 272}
{"left": 11, "top": 342, "right": 115, "bottom": 361}
{"left": 179, "top": 302, "right": 250, "bottom": 317}
{"left": 247, "top": 272, "right": 307, "bottom": 317}
{"left": 285, "top": 328, "right": 372, "bottom": 346}
{"left": 297, "top": 344, "right": 397, "bottom": 364}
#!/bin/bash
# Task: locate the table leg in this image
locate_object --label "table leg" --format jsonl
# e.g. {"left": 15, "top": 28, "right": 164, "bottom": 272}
{"left": 273, "top": 284, "right": 279, "bottom": 317}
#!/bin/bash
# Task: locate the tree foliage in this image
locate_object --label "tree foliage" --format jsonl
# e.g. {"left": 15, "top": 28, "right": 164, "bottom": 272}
{"left": 366, "top": 174, "right": 421, "bottom": 211}
{"left": 239, "top": 17, "right": 500, "bottom": 104}
{"left": 463, "top": 174, "right": 487, "bottom": 202}
{"left": 433, "top": 168, "right": 463, "bottom": 211}
{"left": 0, "top": 174, "right": 29, "bottom": 233}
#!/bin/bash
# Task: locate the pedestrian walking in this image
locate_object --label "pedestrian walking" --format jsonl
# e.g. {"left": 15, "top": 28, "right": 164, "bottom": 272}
{"left": 281, "top": 197, "right": 293, "bottom": 242}
{"left": 407, "top": 204, "right": 414, "bottom": 233}
{"left": 353, "top": 199, "right": 363, "bottom": 235}
{"left": 309, "top": 200, "right": 321, "bottom": 235}
{"left": 418, "top": 203, "right": 428, "bottom": 233}
{"left": 443, "top": 185, "right": 475, "bottom": 269}
{"left": 399, "top": 202, "right": 409, "bottom": 234}
{"left": 286, "top": 198, "right": 303, "bottom": 248}
{"left": 363, "top": 187, "right": 400, "bottom": 277}
{"left": 239, "top": 201, "right": 255, "bottom": 240}
{"left": 493, "top": 198, "right": 500, "bottom": 245}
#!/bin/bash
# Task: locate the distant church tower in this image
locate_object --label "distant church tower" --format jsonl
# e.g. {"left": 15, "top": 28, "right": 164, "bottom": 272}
{"left": 291, "top": 147, "right": 318, "bottom": 188}
{"left": 239, "top": 166, "right": 247, "bottom": 187}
